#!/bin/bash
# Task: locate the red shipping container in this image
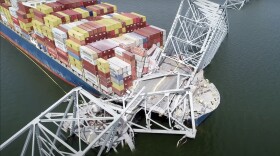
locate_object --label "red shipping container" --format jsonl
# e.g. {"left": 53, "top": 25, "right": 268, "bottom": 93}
{"left": 100, "top": 79, "right": 112, "bottom": 88}
{"left": 46, "top": 2, "right": 65, "bottom": 12}
{"left": 34, "top": 9, "right": 46, "bottom": 19}
{"left": 57, "top": 0, "right": 82, "bottom": 9}
{"left": 98, "top": 71, "right": 110, "bottom": 78}
{"left": 61, "top": 10, "right": 79, "bottom": 21}
{"left": 18, "top": 2, "right": 31, "bottom": 13}
{"left": 57, "top": 48, "right": 69, "bottom": 65}
{"left": 52, "top": 12, "right": 67, "bottom": 23}
{"left": 45, "top": 39, "right": 56, "bottom": 49}
{"left": 47, "top": 46, "right": 58, "bottom": 58}
{"left": 18, "top": 17, "right": 32, "bottom": 23}
{"left": 16, "top": 10, "right": 27, "bottom": 19}
{"left": 82, "top": 59, "right": 98, "bottom": 75}
{"left": 12, "top": 17, "right": 19, "bottom": 25}
{"left": 82, "top": 0, "right": 97, "bottom": 7}
{"left": 121, "top": 13, "right": 141, "bottom": 23}
{"left": 34, "top": 16, "right": 44, "bottom": 23}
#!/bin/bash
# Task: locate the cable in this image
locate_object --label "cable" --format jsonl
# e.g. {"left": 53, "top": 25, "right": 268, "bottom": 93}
{"left": 1, "top": 34, "right": 67, "bottom": 94}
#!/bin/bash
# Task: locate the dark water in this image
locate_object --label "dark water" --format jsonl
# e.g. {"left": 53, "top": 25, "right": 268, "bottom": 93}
{"left": 1, "top": 0, "right": 280, "bottom": 155}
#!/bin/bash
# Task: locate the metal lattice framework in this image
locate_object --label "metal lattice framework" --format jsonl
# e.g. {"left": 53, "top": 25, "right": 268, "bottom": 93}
{"left": 158, "top": 0, "right": 228, "bottom": 83}
{"left": 0, "top": 87, "right": 145, "bottom": 156}
{"left": 226, "top": 0, "right": 250, "bottom": 10}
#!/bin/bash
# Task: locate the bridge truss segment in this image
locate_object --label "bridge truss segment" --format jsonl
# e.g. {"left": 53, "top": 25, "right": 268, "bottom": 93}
{"left": 226, "top": 0, "right": 250, "bottom": 10}
{"left": 0, "top": 87, "right": 145, "bottom": 156}
{"left": 158, "top": 0, "right": 228, "bottom": 83}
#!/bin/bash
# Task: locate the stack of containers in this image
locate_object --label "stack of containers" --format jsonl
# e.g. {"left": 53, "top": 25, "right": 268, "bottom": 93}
{"left": 114, "top": 47, "right": 137, "bottom": 80}
{"left": 95, "top": 18, "right": 123, "bottom": 38}
{"left": 43, "top": 14, "right": 63, "bottom": 58}
{"left": 130, "top": 46, "right": 147, "bottom": 78}
{"left": 1, "top": 3, "right": 13, "bottom": 27}
{"left": 108, "top": 57, "right": 133, "bottom": 95}
{"left": 120, "top": 12, "right": 146, "bottom": 32}
{"left": 134, "top": 25, "right": 166, "bottom": 49}
{"left": 16, "top": 2, "right": 33, "bottom": 35}
{"left": 85, "top": 21, "right": 107, "bottom": 41}
{"left": 52, "top": 27, "right": 69, "bottom": 65}
{"left": 65, "top": 20, "right": 88, "bottom": 75}
{"left": 68, "top": 25, "right": 90, "bottom": 45}
{"left": 80, "top": 45, "right": 99, "bottom": 85}
{"left": 60, "top": 9, "right": 82, "bottom": 22}
{"left": 86, "top": 2, "right": 117, "bottom": 16}
{"left": 111, "top": 13, "right": 140, "bottom": 33}
{"left": 90, "top": 39, "right": 118, "bottom": 60}
{"left": 97, "top": 58, "right": 112, "bottom": 94}
{"left": 9, "top": 6, "right": 18, "bottom": 24}
{"left": 33, "top": 5, "right": 50, "bottom": 45}
{"left": 123, "top": 32, "right": 148, "bottom": 48}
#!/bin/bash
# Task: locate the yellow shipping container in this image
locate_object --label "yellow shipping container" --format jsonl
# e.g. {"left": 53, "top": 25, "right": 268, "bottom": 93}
{"left": 131, "top": 12, "right": 146, "bottom": 22}
{"left": 97, "top": 58, "right": 110, "bottom": 73}
{"left": 103, "top": 3, "right": 117, "bottom": 12}
{"left": 113, "top": 13, "right": 133, "bottom": 26}
{"left": 105, "top": 18, "right": 122, "bottom": 29}
{"left": 68, "top": 29, "right": 86, "bottom": 41}
{"left": 96, "top": 20, "right": 115, "bottom": 32}
{"left": 69, "top": 55, "right": 83, "bottom": 70}
{"left": 112, "top": 82, "right": 125, "bottom": 91}
{"left": 36, "top": 4, "right": 53, "bottom": 14}
{"left": 72, "top": 26, "right": 89, "bottom": 38}
{"left": 73, "top": 8, "right": 89, "bottom": 19}
{"left": 66, "top": 39, "right": 81, "bottom": 52}
{"left": 19, "top": 21, "right": 33, "bottom": 28}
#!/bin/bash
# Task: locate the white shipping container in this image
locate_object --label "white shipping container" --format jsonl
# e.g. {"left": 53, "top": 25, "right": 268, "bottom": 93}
{"left": 54, "top": 39, "right": 67, "bottom": 52}
{"left": 52, "top": 28, "right": 67, "bottom": 38}
{"left": 114, "top": 47, "right": 126, "bottom": 56}
{"left": 109, "top": 63, "right": 123, "bottom": 75}
{"left": 84, "top": 69, "right": 99, "bottom": 84}
{"left": 9, "top": 7, "right": 18, "bottom": 18}
{"left": 126, "top": 32, "right": 145, "bottom": 45}
{"left": 1, "top": 14, "right": 8, "bottom": 24}
{"left": 122, "top": 34, "right": 140, "bottom": 46}
{"left": 80, "top": 46, "right": 98, "bottom": 65}
{"left": 60, "top": 24, "right": 72, "bottom": 30}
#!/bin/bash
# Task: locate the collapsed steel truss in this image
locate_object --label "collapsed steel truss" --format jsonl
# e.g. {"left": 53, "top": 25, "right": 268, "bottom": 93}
{"left": 159, "top": 0, "right": 228, "bottom": 81}
{"left": 226, "top": 0, "right": 250, "bottom": 10}
{"left": 0, "top": 87, "right": 143, "bottom": 155}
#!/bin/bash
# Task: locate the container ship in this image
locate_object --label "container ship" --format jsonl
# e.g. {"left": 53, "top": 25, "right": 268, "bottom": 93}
{"left": 0, "top": 0, "right": 228, "bottom": 151}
